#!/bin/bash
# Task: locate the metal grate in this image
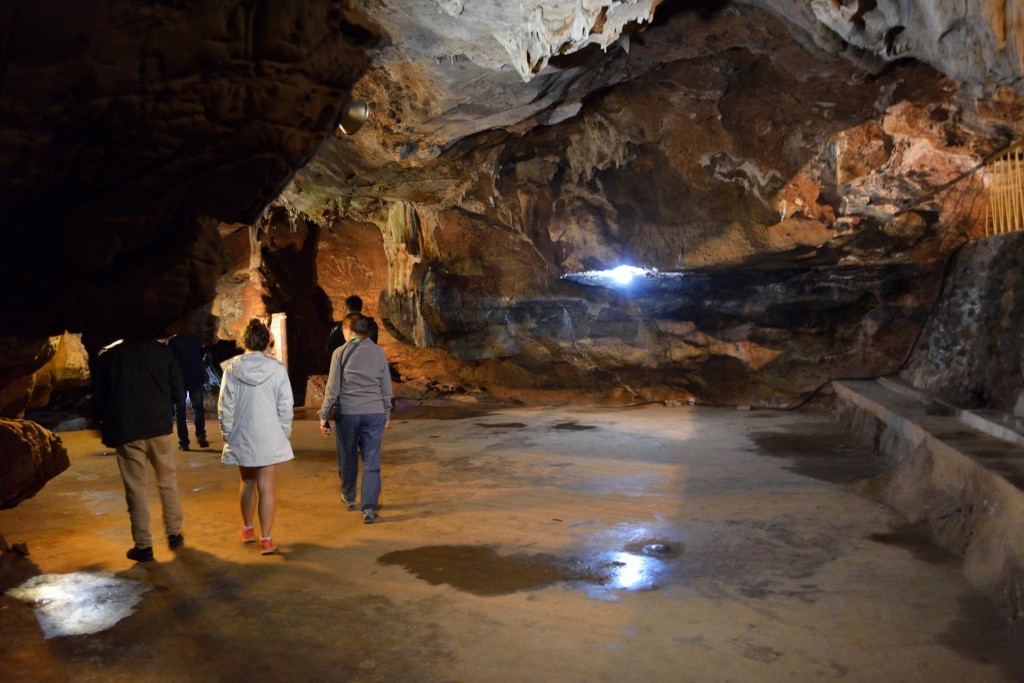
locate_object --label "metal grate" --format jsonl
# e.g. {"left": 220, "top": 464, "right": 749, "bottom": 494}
{"left": 985, "top": 141, "right": 1024, "bottom": 235}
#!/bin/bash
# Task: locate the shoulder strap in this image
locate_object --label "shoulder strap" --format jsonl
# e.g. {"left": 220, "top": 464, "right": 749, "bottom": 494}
{"left": 340, "top": 339, "right": 360, "bottom": 363}
{"left": 337, "top": 340, "right": 359, "bottom": 380}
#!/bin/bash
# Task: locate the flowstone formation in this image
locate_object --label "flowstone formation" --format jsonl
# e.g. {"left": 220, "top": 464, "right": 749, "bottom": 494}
{"left": 272, "top": 2, "right": 1024, "bottom": 406}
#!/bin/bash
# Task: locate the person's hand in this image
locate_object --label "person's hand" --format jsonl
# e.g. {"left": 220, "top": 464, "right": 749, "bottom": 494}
{"left": 320, "top": 420, "right": 332, "bottom": 437}
{"left": 384, "top": 417, "right": 391, "bottom": 429}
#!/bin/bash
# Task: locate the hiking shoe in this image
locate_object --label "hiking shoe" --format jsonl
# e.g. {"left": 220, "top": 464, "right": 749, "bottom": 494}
{"left": 168, "top": 533, "right": 185, "bottom": 550}
{"left": 178, "top": 443, "right": 189, "bottom": 452}
{"left": 197, "top": 436, "right": 209, "bottom": 448}
{"left": 341, "top": 494, "right": 357, "bottom": 511}
{"left": 127, "top": 546, "right": 154, "bottom": 562}
{"left": 259, "top": 538, "right": 278, "bottom": 555}
{"left": 362, "top": 508, "right": 377, "bottom": 524}
{"left": 241, "top": 526, "right": 256, "bottom": 543}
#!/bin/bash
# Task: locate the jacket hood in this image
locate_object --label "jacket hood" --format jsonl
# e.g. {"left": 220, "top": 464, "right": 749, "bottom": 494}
{"left": 228, "top": 352, "right": 279, "bottom": 386}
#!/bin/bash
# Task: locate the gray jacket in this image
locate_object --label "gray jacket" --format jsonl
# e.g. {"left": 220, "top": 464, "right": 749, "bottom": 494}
{"left": 219, "top": 352, "right": 295, "bottom": 467}
{"left": 319, "top": 338, "right": 392, "bottom": 419}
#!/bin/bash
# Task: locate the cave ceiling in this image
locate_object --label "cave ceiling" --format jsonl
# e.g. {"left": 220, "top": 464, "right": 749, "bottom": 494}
{"left": 282, "top": 0, "right": 1024, "bottom": 223}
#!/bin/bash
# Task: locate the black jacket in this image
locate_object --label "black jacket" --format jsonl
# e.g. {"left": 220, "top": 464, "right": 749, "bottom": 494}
{"left": 326, "top": 317, "right": 378, "bottom": 355}
{"left": 165, "top": 334, "right": 206, "bottom": 386}
{"left": 93, "top": 340, "right": 184, "bottom": 447}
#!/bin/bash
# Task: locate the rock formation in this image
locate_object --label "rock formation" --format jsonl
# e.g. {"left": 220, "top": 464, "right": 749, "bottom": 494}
{"left": 0, "top": 419, "right": 70, "bottom": 510}
{"left": 3, "top": 0, "right": 1024, "bottom": 416}
{"left": 903, "top": 231, "right": 1024, "bottom": 414}
{"left": 268, "top": 2, "right": 1024, "bottom": 406}
{"left": 0, "top": 1, "right": 375, "bottom": 344}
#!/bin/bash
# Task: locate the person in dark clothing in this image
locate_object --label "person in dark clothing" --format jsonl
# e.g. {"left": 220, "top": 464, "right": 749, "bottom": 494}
{"left": 326, "top": 294, "right": 380, "bottom": 355}
{"left": 166, "top": 333, "right": 208, "bottom": 450}
{"left": 93, "top": 338, "right": 186, "bottom": 562}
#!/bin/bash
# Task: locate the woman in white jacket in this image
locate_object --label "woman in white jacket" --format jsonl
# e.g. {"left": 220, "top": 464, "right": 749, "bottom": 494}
{"left": 219, "top": 318, "right": 294, "bottom": 555}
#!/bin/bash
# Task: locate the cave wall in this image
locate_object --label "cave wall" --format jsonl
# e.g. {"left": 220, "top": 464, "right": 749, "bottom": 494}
{"left": 903, "top": 232, "right": 1024, "bottom": 414}
{"left": 5, "top": 1, "right": 1023, "bottom": 412}
{"left": 210, "top": 211, "right": 391, "bottom": 406}
{"left": 342, "top": 6, "right": 1019, "bottom": 406}
{"left": 185, "top": 2, "right": 1024, "bottom": 408}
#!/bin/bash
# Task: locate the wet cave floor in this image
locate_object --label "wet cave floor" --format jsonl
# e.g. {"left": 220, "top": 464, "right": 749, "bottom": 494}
{"left": 1, "top": 404, "right": 1022, "bottom": 682}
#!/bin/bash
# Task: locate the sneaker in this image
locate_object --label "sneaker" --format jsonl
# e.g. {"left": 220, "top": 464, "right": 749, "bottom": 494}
{"left": 241, "top": 526, "right": 256, "bottom": 543}
{"left": 362, "top": 508, "right": 377, "bottom": 524}
{"left": 178, "top": 443, "right": 190, "bottom": 452}
{"left": 259, "top": 538, "right": 278, "bottom": 555}
{"left": 127, "top": 546, "right": 154, "bottom": 562}
{"left": 197, "top": 436, "right": 209, "bottom": 448}
{"left": 168, "top": 533, "right": 185, "bottom": 550}
{"left": 341, "top": 494, "right": 357, "bottom": 511}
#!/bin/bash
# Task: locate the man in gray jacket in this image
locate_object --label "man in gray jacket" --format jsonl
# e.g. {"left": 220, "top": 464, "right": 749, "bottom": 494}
{"left": 319, "top": 313, "right": 392, "bottom": 523}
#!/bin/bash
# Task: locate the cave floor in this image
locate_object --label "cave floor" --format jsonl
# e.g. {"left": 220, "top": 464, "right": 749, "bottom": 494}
{"left": 1, "top": 404, "right": 1022, "bottom": 682}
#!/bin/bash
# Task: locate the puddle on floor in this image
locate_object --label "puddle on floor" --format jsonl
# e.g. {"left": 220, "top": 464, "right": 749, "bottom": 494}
{"left": 6, "top": 571, "right": 150, "bottom": 638}
{"left": 475, "top": 422, "right": 528, "bottom": 429}
{"left": 379, "top": 542, "right": 680, "bottom": 596}
{"left": 551, "top": 422, "right": 597, "bottom": 431}
{"left": 748, "top": 428, "right": 888, "bottom": 484}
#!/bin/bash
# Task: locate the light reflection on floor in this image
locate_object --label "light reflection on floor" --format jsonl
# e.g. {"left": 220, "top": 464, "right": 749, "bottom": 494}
{"left": 6, "top": 571, "right": 150, "bottom": 638}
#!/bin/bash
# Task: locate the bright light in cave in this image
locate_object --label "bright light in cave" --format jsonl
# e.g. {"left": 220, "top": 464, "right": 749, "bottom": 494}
{"left": 561, "top": 265, "right": 656, "bottom": 289}
{"left": 608, "top": 265, "right": 645, "bottom": 285}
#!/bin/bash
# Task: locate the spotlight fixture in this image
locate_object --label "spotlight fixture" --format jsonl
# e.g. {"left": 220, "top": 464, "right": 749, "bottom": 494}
{"left": 338, "top": 96, "right": 369, "bottom": 135}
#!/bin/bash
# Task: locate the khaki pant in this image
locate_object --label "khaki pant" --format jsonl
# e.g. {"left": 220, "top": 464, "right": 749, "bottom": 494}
{"left": 116, "top": 434, "right": 183, "bottom": 548}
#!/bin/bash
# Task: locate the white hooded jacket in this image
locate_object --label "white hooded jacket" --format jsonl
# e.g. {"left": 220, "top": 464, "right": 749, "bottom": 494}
{"left": 219, "top": 352, "right": 294, "bottom": 467}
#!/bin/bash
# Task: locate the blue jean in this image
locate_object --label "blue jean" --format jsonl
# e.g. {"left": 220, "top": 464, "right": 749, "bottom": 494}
{"left": 335, "top": 413, "right": 386, "bottom": 510}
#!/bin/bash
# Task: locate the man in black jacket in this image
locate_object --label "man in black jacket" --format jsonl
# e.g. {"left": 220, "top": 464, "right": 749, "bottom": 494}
{"left": 93, "top": 338, "right": 186, "bottom": 562}
{"left": 165, "top": 333, "right": 209, "bottom": 450}
{"left": 326, "top": 294, "right": 379, "bottom": 355}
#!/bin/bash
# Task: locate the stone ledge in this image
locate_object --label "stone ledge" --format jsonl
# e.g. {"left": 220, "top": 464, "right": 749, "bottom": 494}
{"left": 834, "top": 378, "right": 1024, "bottom": 629}
{"left": 877, "top": 376, "right": 1024, "bottom": 448}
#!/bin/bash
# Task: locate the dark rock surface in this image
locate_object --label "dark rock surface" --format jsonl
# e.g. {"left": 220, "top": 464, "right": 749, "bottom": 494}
{"left": 0, "top": 1, "right": 374, "bottom": 343}
{"left": 903, "top": 232, "right": 1024, "bottom": 414}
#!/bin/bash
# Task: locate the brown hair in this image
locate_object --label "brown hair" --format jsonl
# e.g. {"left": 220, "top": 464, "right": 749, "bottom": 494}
{"left": 344, "top": 313, "right": 371, "bottom": 336}
{"left": 342, "top": 312, "right": 363, "bottom": 332}
{"left": 240, "top": 318, "right": 271, "bottom": 352}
